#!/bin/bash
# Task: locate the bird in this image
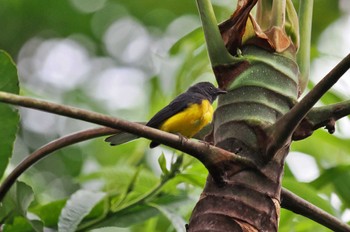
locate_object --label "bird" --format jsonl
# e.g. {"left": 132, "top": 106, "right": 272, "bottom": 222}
{"left": 105, "top": 82, "right": 226, "bottom": 148}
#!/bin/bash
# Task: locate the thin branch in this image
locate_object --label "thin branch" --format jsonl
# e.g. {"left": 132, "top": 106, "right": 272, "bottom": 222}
{"left": 293, "top": 100, "right": 350, "bottom": 140}
{"left": 266, "top": 53, "right": 350, "bottom": 159}
{"left": 0, "top": 127, "right": 117, "bottom": 202}
{"left": 297, "top": 0, "right": 314, "bottom": 92}
{"left": 0, "top": 91, "right": 256, "bottom": 184}
{"left": 281, "top": 188, "right": 350, "bottom": 232}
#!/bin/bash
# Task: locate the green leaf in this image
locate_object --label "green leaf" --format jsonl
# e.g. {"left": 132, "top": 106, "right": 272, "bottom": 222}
{"left": 0, "top": 182, "right": 39, "bottom": 231}
{"left": 311, "top": 165, "right": 350, "bottom": 207}
{"left": 158, "top": 153, "right": 169, "bottom": 176}
{"left": 3, "top": 217, "right": 43, "bottom": 232}
{"left": 14, "top": 182, "right": 34, "bottom": 216}
{"left": 311, "top": 0, "right": 341, "bottom": 45}
{"left": 291, "top": 130, "right": 350, "bottom": 167}
{"left": 148, "top": 203, "right": 186, "bottom": 232}
{"left": 58, "top": 190, "right": 106, "bottom": 232}
{"left": 110, "top": 166, "right": 142, "bottom": 211}
{"left": 0, "top": 50, "right": 20, "bottom": 179}
{"left": 92, "top": 204, "right": 159, "bottom": 228}
{"left": 169, "top": 27, "right": 204, "bottom": 55}
{"left": 91, "top": 193, "right": 189, "bottom": 229}
{"left": 1, "top": 181, "right": 34, "bottom": 217}
{"left": 169, "top": 154, "right": 183, "bottom": 175}
{"left": 79, "top": 165, "right": 159, "bottom": 195}
{"left": 31, "top": 199, "right": 67, "bottom": 227}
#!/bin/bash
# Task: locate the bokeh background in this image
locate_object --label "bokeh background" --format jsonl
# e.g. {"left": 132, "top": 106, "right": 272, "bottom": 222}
{"left": 1, "top": 0, "right": 350, "bottom": 231}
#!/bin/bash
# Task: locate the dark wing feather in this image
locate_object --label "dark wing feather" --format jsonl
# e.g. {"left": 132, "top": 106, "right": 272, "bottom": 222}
{"left": 146, "top": 92, "right": 202, "bottom": 128}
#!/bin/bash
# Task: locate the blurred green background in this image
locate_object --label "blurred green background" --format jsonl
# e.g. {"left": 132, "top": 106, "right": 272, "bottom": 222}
{"left": 1, "top": 0, "right": 350, "bottom": 231}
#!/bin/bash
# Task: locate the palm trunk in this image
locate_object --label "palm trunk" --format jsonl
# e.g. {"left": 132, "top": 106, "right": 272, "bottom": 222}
{"left": 187, "top": 0, "right": 301, "bottom": 230}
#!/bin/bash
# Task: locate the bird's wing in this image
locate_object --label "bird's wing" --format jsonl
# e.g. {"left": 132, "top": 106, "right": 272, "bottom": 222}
{"left": 146, "top": 93, "right": 202, "bottom": 128}
{"left": 105, "top": 132, "right": 139, "bottom": 146}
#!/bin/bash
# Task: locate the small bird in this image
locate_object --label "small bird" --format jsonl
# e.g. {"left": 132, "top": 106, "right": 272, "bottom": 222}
{"left": 105, "top": 82, "right": 226, "bottom": 148}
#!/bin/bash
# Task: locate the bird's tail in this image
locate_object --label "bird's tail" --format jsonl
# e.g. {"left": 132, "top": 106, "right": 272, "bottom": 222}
{"left": 105, "top": 132, "right": 139, "bottom": 146}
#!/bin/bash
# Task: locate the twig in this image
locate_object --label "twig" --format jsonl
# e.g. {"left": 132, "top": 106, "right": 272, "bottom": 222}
{"left": 293, "top": 100, "right": 350, "bottom": 140}
{"left": 0, "top": 127, "right": 117, "bottom": 202}
{"left": 266, "top": 53, "right": 350, "bottom": 159}
{"left": 281, "top": 188, "right": 350, "bottom": 232}
{"left": 0, "top": 91, "right": 255, "bottom": 185}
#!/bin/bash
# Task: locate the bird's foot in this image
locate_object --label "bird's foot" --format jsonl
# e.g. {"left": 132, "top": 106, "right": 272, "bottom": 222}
{"left": 198, "top": 140, "right": 212, "bottom": 148}
{"left": 176, "top": 133, "right": 188, "bottom": 145}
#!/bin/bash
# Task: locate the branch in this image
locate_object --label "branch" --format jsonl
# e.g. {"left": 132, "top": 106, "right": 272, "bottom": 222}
{"left": 0, "top": 127, "right": 117, "bottom": 202}
{"left": 281, "top": 188, "right": 350, "bottom": 232}
{"left": 0, "top": 91, "right": 256, "bottom": 184}
{"left": 266, "top": 53, "right": 350, "bottom": 158}
{"left": 293, "top": 100, "right": 350, "bottom": 140}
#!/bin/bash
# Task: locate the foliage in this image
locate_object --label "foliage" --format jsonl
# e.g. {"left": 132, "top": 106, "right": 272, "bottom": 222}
{"left": 0, "top": 0, "right": 349, "bottom": 231}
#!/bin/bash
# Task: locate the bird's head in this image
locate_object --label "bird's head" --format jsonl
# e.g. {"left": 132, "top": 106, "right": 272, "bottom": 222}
{"left": 188, "top": 82, "right": 227, "bottom": 102}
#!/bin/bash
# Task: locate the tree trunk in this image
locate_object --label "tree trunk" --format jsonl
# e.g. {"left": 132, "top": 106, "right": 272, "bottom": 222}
{"left": 188, "top": 45, "right": 299, "bottom": 231}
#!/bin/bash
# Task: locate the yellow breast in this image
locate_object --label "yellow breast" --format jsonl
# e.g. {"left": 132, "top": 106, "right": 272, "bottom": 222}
{"left": 159, "top": 100, "right": 213, "bottom": 138}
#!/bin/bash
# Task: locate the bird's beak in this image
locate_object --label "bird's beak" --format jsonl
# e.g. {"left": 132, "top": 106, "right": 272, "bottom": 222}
{"left": 217, "top": 89, "right": 227, "bottom": 95}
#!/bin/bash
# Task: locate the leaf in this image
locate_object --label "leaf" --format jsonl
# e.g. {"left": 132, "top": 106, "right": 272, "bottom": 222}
{"left": 0, "top": 181, "right": 34, "bottom": 218}
{"left": 110, "top": 166, "right": 142, "bottom": 211}
{"left": 176, "top": 174, "right": 205, "bottom": 188}
{"left": 58, "top": 190, "right": 106, "bottom": 232}
{"left": 0, "top": 50, "right": 20, "bottom": 179}
{"left": 78, "top": 165, "right": 159, "bottom": 195}
{"left": 31, "top": 199, "right": 67, "bottom": 227}
{"left": 169, "top": 27, "right": 204, "bottom": 55}
{"left": 291, "top": 130, "right": 350, "bottom": 168}
{"left": 311, "top": 0, "right": 341, "bottom": 45}
{"left": 148, "top": 203, "right": 186, "bottom": 232}
{"left": 92, "top": 204, "right": 159, "bottom": 228}
{"left": 91, "top": 193, "right": 189, "bottom": 228}
{"left": 0, "top": 182, "right": 41, "bottom": 231}
{"left": 311, "top": 165, "right": 350, "bottom": 207}
{"left": 158, "top": 152, "right": 169, "bottom": 176}
{"left": 14, "top": 182, "right": 34, "bottom": 216}
{"left": 3, "top": 217, "right": 43, "bottom": 232}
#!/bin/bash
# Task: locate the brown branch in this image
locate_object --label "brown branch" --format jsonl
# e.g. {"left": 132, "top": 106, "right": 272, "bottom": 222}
{"left": 293, "top": 100, "right": 350, "bottom": 140}
{"left": 266, "top": 53, "right": 350, "bottom": 159}
{"left": 281, "top": 188, "right": 350, "bottom": 232}
{"left": 0, "top": 127, "right": 117, "bottom": 202}
{"left": 0, "top": 91, "right": 256, "bottom": 185}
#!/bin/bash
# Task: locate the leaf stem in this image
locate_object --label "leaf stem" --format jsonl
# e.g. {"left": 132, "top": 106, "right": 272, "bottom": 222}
{"left": 271, "top": 0, "right": 286, "bottom": 27}
{"left": 297, "top": 0, "right": 314, "bottom": 93}
{"left": 196, "top": 0, "right": 235, "bottom": 66}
